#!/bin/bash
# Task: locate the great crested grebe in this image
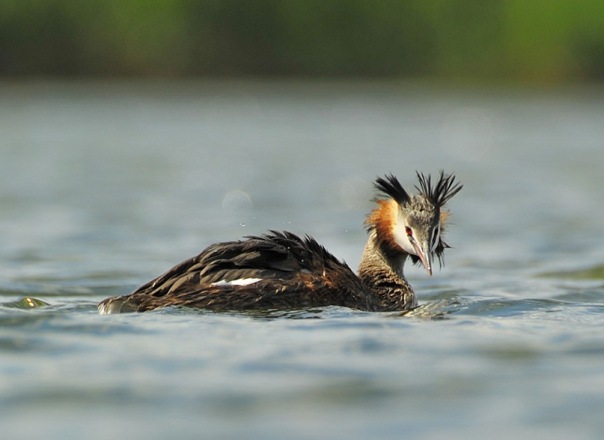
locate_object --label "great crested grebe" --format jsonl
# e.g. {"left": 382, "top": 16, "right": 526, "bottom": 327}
{"left": 98, "top": 172, "right": 462, "bottom": 314}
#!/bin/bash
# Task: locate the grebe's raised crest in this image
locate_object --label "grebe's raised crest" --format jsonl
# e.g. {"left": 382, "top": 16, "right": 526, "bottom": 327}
{"left": 374, "top": 174, "right": 411, "bottom": 206}
{"left": 415, "top": 170, "right": 463, "bottom": 208}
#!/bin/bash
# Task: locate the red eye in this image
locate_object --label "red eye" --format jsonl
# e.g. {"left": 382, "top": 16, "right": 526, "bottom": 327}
{"left": 405, "top": 226, "right": 412, "bottom": 237}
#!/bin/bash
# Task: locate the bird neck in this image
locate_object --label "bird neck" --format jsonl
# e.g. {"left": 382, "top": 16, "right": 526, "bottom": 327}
{"left": 358, "top": 230, "right": 417, "bottom": 311}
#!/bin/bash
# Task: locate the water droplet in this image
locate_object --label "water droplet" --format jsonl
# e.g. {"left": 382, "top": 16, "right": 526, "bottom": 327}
{"left": 222, "top": 189, "right": 253, "bottom": 211}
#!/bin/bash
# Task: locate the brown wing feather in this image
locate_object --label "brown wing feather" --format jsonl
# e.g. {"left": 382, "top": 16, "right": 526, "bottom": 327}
{"left": 99, "top": 231, "right": 373, "bottom": 313}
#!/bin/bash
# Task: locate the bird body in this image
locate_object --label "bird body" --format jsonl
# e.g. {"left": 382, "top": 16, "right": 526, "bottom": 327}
{"left": 98, "top": 172, "right": 461, "bottom": 314}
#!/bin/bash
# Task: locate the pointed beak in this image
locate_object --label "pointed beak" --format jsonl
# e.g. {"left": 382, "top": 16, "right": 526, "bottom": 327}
{"left": 411, "top": 239, "right": 432, "bottom": 276}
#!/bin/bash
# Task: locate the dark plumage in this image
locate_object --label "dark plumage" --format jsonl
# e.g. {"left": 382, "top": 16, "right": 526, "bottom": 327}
{"left": 374, "top": 174, "right": 411, "bottom": 205}
{"left": 415, "top": 170, "right": 462, "bottom": 207}
{"left": 98, "top": 172, "right": 462, "bottom": 314}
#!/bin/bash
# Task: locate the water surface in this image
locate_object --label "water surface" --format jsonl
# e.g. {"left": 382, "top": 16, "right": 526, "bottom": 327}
{"left": 1, "top": 81, "right": 604, "bottom": 439}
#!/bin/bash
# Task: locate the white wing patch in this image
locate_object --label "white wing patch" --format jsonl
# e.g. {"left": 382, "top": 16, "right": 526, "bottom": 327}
{"left": 211, "top": 278, "right": 262, "bottom": 287}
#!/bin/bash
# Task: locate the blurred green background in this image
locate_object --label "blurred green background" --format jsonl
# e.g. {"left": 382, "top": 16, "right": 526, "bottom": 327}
{"left": 1, "top": 0, "right": 603, "bottom": 82}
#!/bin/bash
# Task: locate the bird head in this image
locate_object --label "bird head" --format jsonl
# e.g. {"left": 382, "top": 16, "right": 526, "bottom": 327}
{"left": 366, "top": 171, "right": 462, "bottom": 275}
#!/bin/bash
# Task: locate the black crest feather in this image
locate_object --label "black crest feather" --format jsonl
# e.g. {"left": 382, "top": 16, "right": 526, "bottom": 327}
{"left": 415, "top": 170, "right": 462, "bottom": 208}
{"left": 374, "top": 174, "right": 411, "bottom": 205}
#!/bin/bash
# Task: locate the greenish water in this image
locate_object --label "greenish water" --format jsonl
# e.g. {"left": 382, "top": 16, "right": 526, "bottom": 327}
{"left": 1, "top": 82, "right": 604, "bottom": 439}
